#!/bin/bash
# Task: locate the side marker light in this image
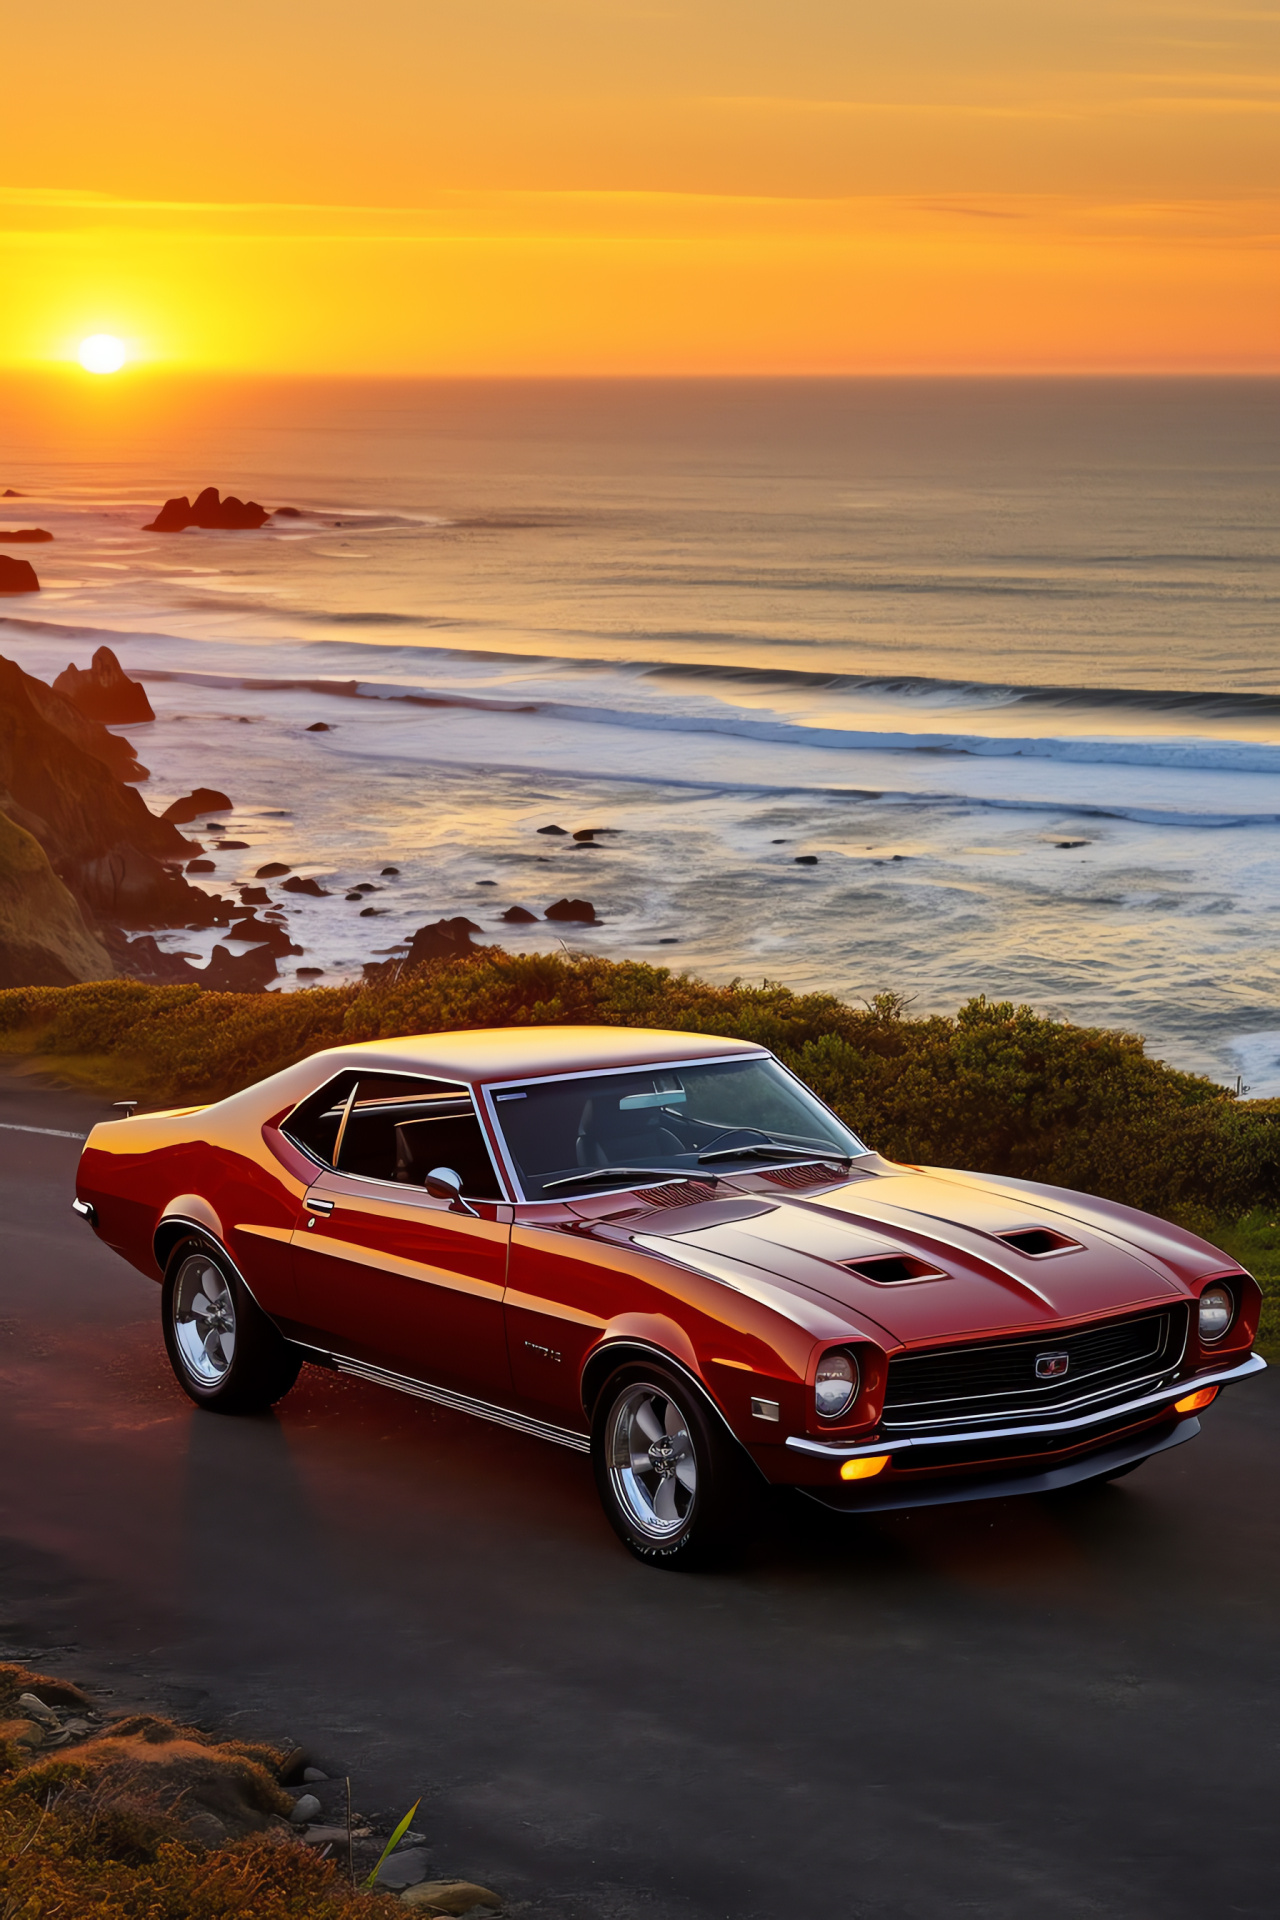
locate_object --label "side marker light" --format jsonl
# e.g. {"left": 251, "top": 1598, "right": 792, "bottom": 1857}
{"left": 1174, "top": 1386, "right": 1219, "bottom": 1414}
{"left": 840, "top": 1454, "right": 891, "bottom": 1481}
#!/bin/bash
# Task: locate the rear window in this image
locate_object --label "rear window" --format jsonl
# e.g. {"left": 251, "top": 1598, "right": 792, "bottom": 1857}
{"left": 283, "top": 1072, "right": 504, "bottom": 1200}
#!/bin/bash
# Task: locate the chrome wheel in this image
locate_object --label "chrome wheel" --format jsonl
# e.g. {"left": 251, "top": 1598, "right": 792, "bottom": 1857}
{"left": 606, "top": 1382, "right": 698, "bottom": 1538}
{"left": 172, "top": 1253, "right": 237, "bottom": 1384}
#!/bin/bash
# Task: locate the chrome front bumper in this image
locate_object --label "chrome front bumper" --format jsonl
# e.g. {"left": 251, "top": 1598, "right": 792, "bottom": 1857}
{"left": 800, "top": 1413, "right": 1204, "bottom": 1514}
{"left": 785, "top": 1351, "right": 1267, "bottom": 1464}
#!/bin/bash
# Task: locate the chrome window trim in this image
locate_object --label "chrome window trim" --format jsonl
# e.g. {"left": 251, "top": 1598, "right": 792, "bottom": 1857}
{"left": 785, "top": 1352, "right": 1267, "bottom": 1457}
{"left": 479, "top": 1050, "right": 871, "bottom": 1202}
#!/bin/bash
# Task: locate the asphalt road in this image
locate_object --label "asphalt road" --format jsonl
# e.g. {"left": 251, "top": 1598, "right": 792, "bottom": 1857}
{"left": 2, "top": 1072, "right": 1278, "bottom": 1920}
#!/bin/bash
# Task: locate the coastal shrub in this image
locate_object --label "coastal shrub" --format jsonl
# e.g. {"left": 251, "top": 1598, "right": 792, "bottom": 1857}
{"left": 2, "top": 953, "right": 1278, "bottom": 1225}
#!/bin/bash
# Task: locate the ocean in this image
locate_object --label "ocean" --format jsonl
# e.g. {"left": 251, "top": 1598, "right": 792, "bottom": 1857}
{"left": 2, "top": 375, "right": 1278, "bottom": 1092}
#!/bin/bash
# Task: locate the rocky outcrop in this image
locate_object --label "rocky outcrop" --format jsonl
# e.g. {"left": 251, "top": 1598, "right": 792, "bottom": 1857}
{"left": 54, "top": 646, "right": 154, "bottom": 725}
{"left": 144, "top": 487, "right": 269, "bottom": 532}
{"left": 501, "top": 904, "right": 538, "bottom": 923}
{"left": 0, "top": 556, "right": 39, "bottom": 594}
{"left": 405, "top": 917, "right": 482, "bottom": 963}
{"left": 202, "top": 944, "right": 278, "bottom": 991}
{"left": 364, "top": 917, "right": 483, "bottom": 980}
{"left": 545, "top": 897, "right": 597, "bottom": 923}
{"left": 104, "top": 932, "right": 280, "bottom": 991}
{"left": 0, "top": 808, "right": 116, "bottom": 986}
{"left": 0, "top": 654, "right": 230, "bottom": 929}
{"left": 20, "top": 668, "right": 149, "bottom": 784}
{"left": 162, "top": 788, "right": 232, "bottom": 824}
{"left": 0, "top": 528, "right": 52, "bottom": 542}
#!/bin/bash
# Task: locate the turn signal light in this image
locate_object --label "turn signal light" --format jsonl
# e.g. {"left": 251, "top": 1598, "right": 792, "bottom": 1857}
{"left": 1174, "top": 1386, "right": 1219, "bottom": 1413}
{"left": 840, "top": 1454, "right": 891, "bottom": 1481}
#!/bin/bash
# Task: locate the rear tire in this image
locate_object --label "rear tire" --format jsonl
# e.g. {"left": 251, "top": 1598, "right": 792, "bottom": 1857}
{"left": 591, "top": 1362, "right": 751, "bottom": 1569}
{"left": 162, "top": 1236, "right": 301, "bottom": 1414}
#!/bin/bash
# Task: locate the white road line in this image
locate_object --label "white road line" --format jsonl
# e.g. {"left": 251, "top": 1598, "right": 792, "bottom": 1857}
{"left": 0, "top": 1122, "right": 89, "bottom": 1141}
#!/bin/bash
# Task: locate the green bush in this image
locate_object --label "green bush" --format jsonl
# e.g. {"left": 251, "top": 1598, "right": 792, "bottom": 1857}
{"left": 2, "top": 952, "right": 1278, "bottom": 1224}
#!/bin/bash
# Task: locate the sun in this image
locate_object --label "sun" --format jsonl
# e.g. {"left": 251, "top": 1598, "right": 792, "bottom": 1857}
{"left": 78, "top": 334, "right": 127, "bottom": 374}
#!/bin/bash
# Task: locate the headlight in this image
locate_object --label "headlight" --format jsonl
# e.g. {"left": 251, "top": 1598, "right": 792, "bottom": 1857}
{"left": 1198, "top": 1284, "right": 1233, "bottom": 1343}
{"left": 815, "top": 1350, "right": 859, "bottom": 1419}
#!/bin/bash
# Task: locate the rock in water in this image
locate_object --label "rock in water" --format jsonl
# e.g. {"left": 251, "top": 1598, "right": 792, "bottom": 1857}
{"left": 0, "top": 556, "right": 39, "bottom": 594}
{"left": 501, "top": 904, "right": 537, "bottom": 923}
{"left": 200, "top": 943, "right": 278, "bottom": 991}
{"left": 54, "top": 646, "right": 155, "bottom": 725}
{"left": 0, "top": 528, "right": 52, "bottom": 542}
{"left": 143, "top": 487, "right": 270, "bottom": 532}
{"left": 162, "top": 788, "right": 233, "bottom": 824}
{"left": 545, "top": 897, "right": 597, "bottom": 923}
{"left": 0, "top": 808, "right": 116, "bottom": 986}
{"left": 281, "top": 874, "right": 330, "bottom": 897}
{"left": 405, "top": 917, "right": 482, "bottom": 964}
{"left": 364, "top": 917, "right": 483, "bottom": 981}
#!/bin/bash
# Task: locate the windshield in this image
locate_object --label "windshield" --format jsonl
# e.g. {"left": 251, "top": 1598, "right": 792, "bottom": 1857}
{"left": 490, "top": 1055, "right": 866, "bottom": 1200}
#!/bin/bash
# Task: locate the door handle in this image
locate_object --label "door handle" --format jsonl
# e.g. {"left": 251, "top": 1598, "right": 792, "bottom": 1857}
{"left": 306, "top": 1196, "right": 336, "bottom": 1217}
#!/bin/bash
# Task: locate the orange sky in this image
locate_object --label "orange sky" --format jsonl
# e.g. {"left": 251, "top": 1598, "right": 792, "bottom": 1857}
{"left": 2, "top": 0, "right": 1276, "bottom": 373}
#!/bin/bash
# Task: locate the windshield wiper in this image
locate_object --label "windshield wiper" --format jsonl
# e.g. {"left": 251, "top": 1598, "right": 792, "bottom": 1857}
{"left": 538, "top": 1166, "right": 717, "bottom": 1195}
{"left": 697, "top": 1139, "right": 853, "bottom": 1166}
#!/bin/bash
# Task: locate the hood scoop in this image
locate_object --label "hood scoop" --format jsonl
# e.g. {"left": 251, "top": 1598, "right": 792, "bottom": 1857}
{"left": 997, "top": 1227, "right": 1082, "bottom": 1258}
{"left": 842, "top": 1252, "right": 948, "bottom": 1285}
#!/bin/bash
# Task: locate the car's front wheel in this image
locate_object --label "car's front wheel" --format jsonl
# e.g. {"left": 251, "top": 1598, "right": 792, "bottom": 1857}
{"left": 162, "top": 1237, "right": 301, "bottom": 1413}
{"left": 591, "top": 1363, "right": 750, "bottom": 1568}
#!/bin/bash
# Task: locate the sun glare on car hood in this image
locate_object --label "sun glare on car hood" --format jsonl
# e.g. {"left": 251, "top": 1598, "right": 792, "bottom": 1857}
{"left": 637, "top": 1173, "right": 1185, "bottom": 1341}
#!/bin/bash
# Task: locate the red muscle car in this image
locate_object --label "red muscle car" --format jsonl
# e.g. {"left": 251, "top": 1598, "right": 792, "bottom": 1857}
{"left": 73, "top": 1025, "right": 1266, "bottom": 1565}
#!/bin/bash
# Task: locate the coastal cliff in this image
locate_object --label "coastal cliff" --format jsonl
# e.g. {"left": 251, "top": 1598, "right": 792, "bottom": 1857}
{"left": 0, "top": 654, "right": 229, "bottom": 931}
{"left": 0, "top": 810, "right": 115, "bottom": 986}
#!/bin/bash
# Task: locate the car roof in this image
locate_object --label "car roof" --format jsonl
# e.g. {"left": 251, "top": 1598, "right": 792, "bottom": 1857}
{"left": 319, "top": 1025, "right": 767, "bottom": 1087}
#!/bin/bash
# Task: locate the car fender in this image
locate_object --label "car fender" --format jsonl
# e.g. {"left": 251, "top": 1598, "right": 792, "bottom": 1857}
{"left": 580, "top": 1317, "right": 733, "bottom": 1429}
{"left": 156, "top": 1194, "right": 225, "bottom": 1262}
{"left": 150, "top": 1214, "right": 284, "bottom": 1329}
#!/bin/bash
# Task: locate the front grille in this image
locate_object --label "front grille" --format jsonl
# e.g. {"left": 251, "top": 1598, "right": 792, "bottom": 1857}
{"left": 883, "top": 1306, "right": 1187, "bottom": 1431}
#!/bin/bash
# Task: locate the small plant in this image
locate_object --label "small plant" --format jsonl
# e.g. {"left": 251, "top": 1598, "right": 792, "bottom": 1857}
{"left": 364, "top": 1797, "right": 421, "bottom": 1891}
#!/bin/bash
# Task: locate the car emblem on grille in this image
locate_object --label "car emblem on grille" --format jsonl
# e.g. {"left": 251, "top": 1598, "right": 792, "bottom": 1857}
{"left": 1035, "top": 1351, "right": 1070, "bottom": 1379}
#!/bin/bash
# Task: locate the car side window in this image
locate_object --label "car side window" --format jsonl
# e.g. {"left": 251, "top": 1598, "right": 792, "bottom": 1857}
{"left": 284, "top": 1072, "right": 504, "bottom": 1200}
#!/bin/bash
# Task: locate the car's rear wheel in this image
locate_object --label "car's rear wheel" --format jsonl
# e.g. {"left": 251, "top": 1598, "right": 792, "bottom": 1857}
{"left": 162, "top": 1237, "right": 301, "bottom": 1413}
{"left": 591, "top": 1362, "right": 750, "bottom": 1568}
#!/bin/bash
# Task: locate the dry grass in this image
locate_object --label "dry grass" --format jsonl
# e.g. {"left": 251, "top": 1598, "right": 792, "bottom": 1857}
{"left": 0, "top": 1672, "right": 406, "bottom": 1920}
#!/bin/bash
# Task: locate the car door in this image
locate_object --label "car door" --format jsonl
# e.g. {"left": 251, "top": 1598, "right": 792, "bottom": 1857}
{"left": 504, "top": 1213, "right": 638, "bottom": 1427}
{"left": 286, "top": 1071, "right": 512, "bottom": 1397}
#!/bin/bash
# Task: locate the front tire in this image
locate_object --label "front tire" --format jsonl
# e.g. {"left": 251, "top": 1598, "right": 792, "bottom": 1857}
{"left": 162, "top": 1237, "right": 301, "bottom": 1413}
{"left": 591, "top": 1363, "right": 750, "bottom": 1568}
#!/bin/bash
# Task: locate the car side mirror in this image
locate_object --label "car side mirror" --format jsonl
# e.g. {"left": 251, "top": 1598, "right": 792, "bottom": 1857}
{"left": 424, "top": 1165, "right": 479, "bottom": 1216}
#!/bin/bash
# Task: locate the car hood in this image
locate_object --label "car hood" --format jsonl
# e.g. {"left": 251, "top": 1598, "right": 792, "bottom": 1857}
{"left": 629, "top": 1164, "right": 1216, "bottom": 1344}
